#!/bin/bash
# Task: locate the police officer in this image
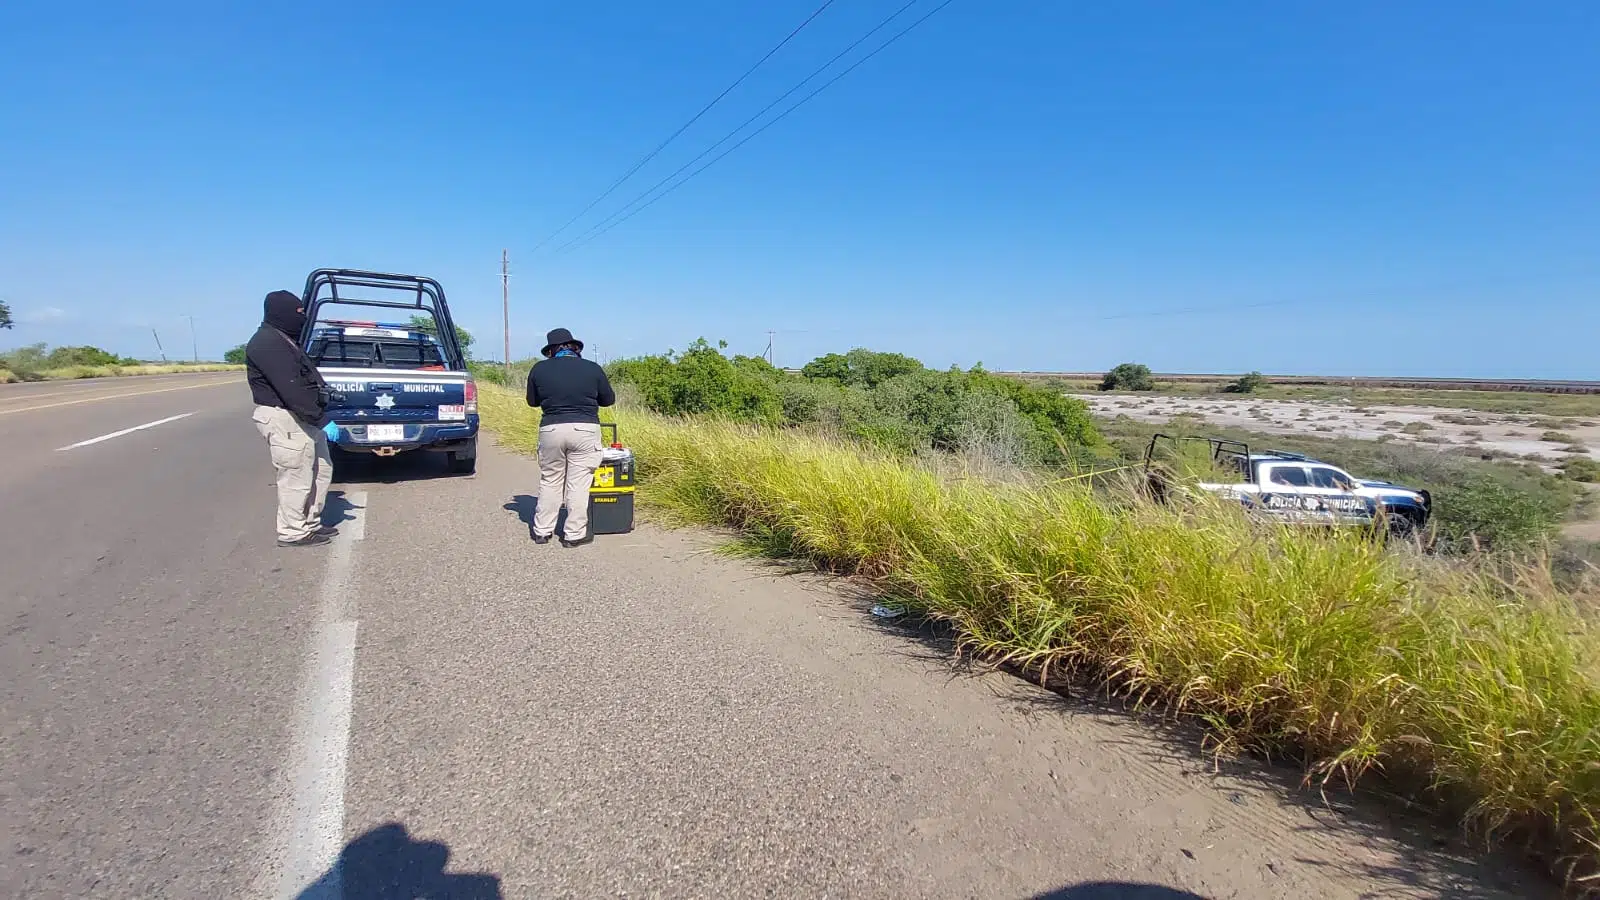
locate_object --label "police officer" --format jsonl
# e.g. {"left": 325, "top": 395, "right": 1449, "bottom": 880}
{"left": 525, "top": 327, "right": 615, "bottom": 547}
{"left": 246, "top": 290, "right": 336, "bottom": 547}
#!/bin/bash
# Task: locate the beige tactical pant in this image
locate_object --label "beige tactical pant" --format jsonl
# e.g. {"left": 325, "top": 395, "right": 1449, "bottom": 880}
{"left": 251, "top": 405, "right": 333, "bottom": 542}
{"left": 534, "top": 422, "right": 604, "bottom": 541}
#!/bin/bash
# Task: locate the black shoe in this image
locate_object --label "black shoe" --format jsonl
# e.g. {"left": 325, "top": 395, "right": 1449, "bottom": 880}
{"left": 314, "top": 525, "right": 339, "bottom": 537}
{"left": 559, "top": 534, "right": 594, "bottom": 548}
{"left": 532, "top": 533, "right": 552, "bottom": 545}
{"left": 277, "top": 532, "right": 332, "bottom": 548}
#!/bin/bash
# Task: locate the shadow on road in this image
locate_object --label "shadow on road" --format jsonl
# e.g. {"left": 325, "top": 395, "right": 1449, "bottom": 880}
{"left": 323, "top": 490, "right": 364, "bottom": 530}
{"left": 295, "top": 822, "right": 502, "bottom": 900}
{"left": 331, "top": 450, "right": 463, "bottom": 485}
{"left": 504, "top": 493, "right": 573, "bottom": 539}
{"left": 1029, "top": 884, "right": 1207, "bottom": 899}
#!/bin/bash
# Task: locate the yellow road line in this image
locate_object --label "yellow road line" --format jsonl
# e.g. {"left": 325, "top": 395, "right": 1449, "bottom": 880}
{"left": 0, "top": 378, "right": 239, "bottom": 416}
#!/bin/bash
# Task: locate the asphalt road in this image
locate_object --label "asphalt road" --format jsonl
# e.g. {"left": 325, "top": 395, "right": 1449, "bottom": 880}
{"left": 0, "top": 373, "right": 1552, "bottom": 899}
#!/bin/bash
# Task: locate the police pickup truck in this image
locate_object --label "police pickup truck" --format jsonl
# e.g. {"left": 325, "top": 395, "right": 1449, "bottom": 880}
{"left": 299, "top": 269, "right": 479, "bottom": 475}
{"left": 1144, "top": 435, "right": 1432, "bottom": 534}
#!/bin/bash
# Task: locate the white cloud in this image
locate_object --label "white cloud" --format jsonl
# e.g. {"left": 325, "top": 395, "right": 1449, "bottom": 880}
{"left": 16, "top": 306, "right": 71, "bottom": 324}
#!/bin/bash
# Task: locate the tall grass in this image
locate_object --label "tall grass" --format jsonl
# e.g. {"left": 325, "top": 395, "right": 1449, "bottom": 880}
{"left": 479, "top": 385, "right": 1600, "bottom": 889}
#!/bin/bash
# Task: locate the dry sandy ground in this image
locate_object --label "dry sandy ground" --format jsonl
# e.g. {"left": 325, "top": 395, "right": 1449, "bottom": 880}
{"left": 1080, "top": 393, "right": 1600, "bottom": 466}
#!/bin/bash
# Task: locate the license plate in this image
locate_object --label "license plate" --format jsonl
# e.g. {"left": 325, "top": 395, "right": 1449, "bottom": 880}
{"left": 366, "top": 424, "right": 405, "bottom": 442}
{"left": 438, "top": 404, "right": 466, "bottom": 421}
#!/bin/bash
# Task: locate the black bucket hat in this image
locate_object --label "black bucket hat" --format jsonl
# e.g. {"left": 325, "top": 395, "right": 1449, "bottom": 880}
{"left": 541, "top": 327, "right": 583, "bottom": 357}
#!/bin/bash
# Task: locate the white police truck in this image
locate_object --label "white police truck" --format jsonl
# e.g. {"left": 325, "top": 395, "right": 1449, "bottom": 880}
{"left": 1144, "top": 435, "right": 1432, "bottom": 535}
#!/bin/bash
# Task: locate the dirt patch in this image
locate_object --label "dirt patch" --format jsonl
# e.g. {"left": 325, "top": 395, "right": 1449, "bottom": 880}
{"left": 1080, "top": 393, "right": 1600, "bottom": 468}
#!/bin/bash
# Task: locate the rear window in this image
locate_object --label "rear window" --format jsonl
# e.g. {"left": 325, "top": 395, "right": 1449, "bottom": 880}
{"left": 309, "top": 334, "right": 447, "bottom": 369}
{"left": 1268, "top": 465, "right": 1309, "bottom": 487}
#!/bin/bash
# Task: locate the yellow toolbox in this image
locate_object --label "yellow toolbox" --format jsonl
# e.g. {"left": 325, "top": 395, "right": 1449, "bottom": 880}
{"left": 587, "top": 424, "right": 634, "bottom": 535}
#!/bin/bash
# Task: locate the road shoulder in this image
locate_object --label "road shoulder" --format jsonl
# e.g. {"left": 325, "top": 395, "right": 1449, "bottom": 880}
{"left": 335, "top": 443, "right": 1545, "bottom": 899}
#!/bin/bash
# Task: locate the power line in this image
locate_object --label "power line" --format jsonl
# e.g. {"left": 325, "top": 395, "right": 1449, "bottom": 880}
{"left": 553, "top": 0, "right": 929, "bottom": 255}
{"left": 529, "top": 0, "right": 840, "bottom": 253}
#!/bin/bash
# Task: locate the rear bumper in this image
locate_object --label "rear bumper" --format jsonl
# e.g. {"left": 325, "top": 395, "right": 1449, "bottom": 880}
{"left": 329, "top": 417, "right": 479, "bottom": 454}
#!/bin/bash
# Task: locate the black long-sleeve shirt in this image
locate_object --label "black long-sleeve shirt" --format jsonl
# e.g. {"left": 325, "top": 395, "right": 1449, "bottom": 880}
{"left": 526, "top": 355, "right": 615, "bottom": 425}
{"left": 246, "top": 325, "right": 328, "bottom": 423}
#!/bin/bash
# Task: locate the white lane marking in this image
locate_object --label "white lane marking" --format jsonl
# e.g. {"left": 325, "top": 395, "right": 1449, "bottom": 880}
{"left": 259, "top": 490, "right": 367, "bottom": 899}
{"left": 55, "top": 413, "right": 194, "bottom": 451}
{"left": 338, "top": 497, "right": 366, "bottom": 543}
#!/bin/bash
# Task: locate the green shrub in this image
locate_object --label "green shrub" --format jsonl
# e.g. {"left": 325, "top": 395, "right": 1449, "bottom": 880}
{"left": 773, "top": 378, "right": 851, "bottom": 428}
{"left": 1221, "top": 371, "right": 1266, "bottom": 394}
{"left": 1543, "top": 431, "right": 1578, "bottom": 444}
{"left": 468, "top": 361, "right": 506, "bottom": 386}
{"left": 1100, "top": 362, "right": 1154, "bottom": 391}
{"left": 1432, "top": 477, "right": 1566, "bottom": 549}
{"left": 0, "top": 342, "right": 49, "bottom": 377}
{"left": 2, "top": 343, "right": 142, "bottom": 373}
{"left": 45, "top": 345, "right": 136, "bottom": 367}
{"left": 799, "top": 348, "right": 923, "bottom": 388}
{"left": 970, "top": 370, "right": 1099, "bottom": 453}
{"left": 611, "top": 344, "right": 1104, "bottom": 465}
{"left": 223, "top": 344, "right": 247, "bottom": 365}
{"left": 731, "top": 353, "right": 784, "bottom": 382}
{"left": 610, "top": 339, "right": 781, "bottom": 424}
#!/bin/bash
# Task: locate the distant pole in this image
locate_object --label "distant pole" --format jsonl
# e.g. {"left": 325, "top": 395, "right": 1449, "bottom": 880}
{"left": 500, "top": 249, "right": 510, "bottom": 376}
{"left": 765, "top": 330, "right": 776, "bottom": 365}
{"left": 151, "top": 328, "right": 168, "bottom": 363}
{"left": 184, "top": 315, "right": 198, "bottom": 362}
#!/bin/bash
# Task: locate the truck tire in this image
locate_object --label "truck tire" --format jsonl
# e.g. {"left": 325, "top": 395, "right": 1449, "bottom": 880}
{"left": 448, "top": 443, "right": 477, "bottom": 475}
{"left": 1384, "top": 506, "right": 1420, "bottom": 538}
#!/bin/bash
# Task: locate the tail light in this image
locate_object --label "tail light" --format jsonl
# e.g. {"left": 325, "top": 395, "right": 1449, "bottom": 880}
{"left": 464, "top": 379, "right": 478, "bottom": 415}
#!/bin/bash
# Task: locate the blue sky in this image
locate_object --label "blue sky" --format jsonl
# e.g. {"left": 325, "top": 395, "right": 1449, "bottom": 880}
{"left": 1, "top": 1, "right": 1595, "bottom": 377}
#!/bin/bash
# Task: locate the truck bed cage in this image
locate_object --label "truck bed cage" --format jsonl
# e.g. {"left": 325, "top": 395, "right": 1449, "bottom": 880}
{"left": 1143, "top": 433, "right": 1251, "bottom": 470}
{"left": 299, "top": 268, "right": 467, "bottom": 369}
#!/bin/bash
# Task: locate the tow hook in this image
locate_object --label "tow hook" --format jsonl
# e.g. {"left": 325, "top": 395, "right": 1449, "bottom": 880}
{"left": 373, "top": 446, "right": 399, "bottom": 457}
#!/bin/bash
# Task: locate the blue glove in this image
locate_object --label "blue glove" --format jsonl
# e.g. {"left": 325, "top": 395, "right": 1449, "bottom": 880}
{"left": 323, "top": 421, "right": 341, "bottom": 441}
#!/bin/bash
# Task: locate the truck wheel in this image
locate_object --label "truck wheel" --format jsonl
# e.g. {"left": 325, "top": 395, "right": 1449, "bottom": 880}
{"left": 448, "top": 449, "right": 477, "bottom": 475}
{"left": 1384, "top": 507, "right": 1419, "bottom": 538}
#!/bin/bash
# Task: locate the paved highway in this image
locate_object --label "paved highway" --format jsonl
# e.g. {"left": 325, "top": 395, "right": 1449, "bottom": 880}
{"left": 0, "top": 374, "right": 1549, "bottom": 899}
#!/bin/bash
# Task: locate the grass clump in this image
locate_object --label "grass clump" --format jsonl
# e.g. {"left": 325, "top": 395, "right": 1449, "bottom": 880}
{"left": 479, "top": 384, "right": 1600, "bottom": 887}
{"left": 1564, "top": 457, "right": 1600, "bottom": 484}
{"left": 1544, "top": 431, "right": 1580, "bottom": 444}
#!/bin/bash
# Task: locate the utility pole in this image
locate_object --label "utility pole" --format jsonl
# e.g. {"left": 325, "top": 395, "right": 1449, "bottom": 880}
{"left": 151, "top": 328, "right": 168, "bottom": 363}
{"left": 184, "top": 315, "right": 198, "bottom": 362}
{"left": 500, "top": 249, "right": 511, "bottom": 377}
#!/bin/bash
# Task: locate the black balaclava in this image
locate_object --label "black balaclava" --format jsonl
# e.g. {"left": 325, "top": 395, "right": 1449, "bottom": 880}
{"left": 263, "top": 290, "right": 306, "bottom": 337}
